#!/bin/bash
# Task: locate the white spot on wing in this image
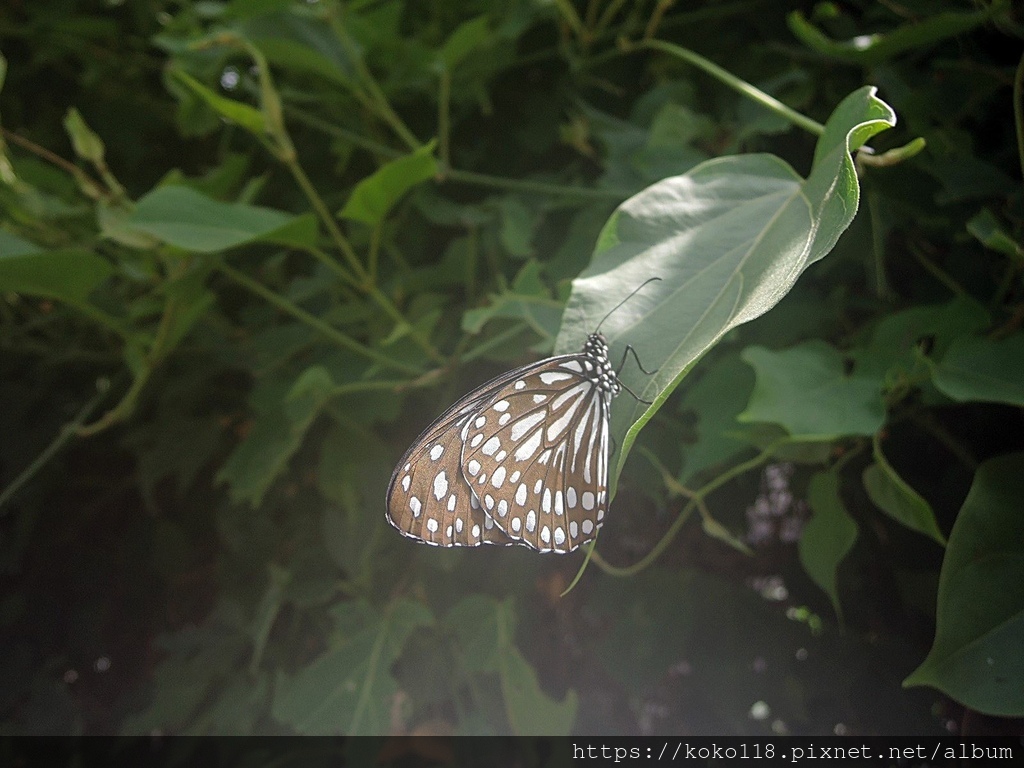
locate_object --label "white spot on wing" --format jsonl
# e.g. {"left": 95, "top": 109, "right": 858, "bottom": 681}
{"left": 510, "top": 411, "right": 545, "bottom": 441}
{"left": 526, "top": 510, "right": 537, "bottom": 532}
{"left": 482, "top": 436, "right": 501, "bottom": 456}
{"left": 493, "top": 400, "right": 510, "bottom": 412}
{"left": 432, "top": 471, "right": 448, "bottom": 501}
{"left": 561, "top": 359, "right": 583, "bottom": 372}
{"left": 429, "top": 444, "right": 444, "bottom": 461}
{"left": 582, "top": 491, "right": 595, "bottom": 510}
{"left": 467, "top": 459, "right": 481, "bottom": 476}
{"left": 515, "top": 483, "right": 527, "bottom": 506}
{"left": 427, "top": 518, "right": 438, "bottom": 533}
{"left": 491, "top": 466, "right": 506, "bottom": 488}
{"left": 514, "top": 430, "right": 543, "bottom": 461}
{"left": 410, "top": 496, "right": 421, "bottom": 516}
{"left": 582, "top": 519, "right": 594, "bottom": 534}
{"left": 539, "top": 371, "right": 573, "bottom": 385}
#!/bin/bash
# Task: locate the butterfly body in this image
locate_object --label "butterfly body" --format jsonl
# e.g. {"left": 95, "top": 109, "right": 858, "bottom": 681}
{"left": 386, "top": 332, "right": 620, "bottom": 553}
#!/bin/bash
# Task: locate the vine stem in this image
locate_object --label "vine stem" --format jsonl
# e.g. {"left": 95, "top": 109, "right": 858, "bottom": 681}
{"left": 218, "top": 262, "right": 423, "bottom": 375}
{"left": 594, "top": 441, "right": 784, "bottom": 577}
{"left": 1015, "top": 49, "right": 1024, "bottom": 183}
{"left": 0, "top": 381, "right": 110, "bottom": 512}
{"left": 640, "top": 39, "right": 826, "bottom": 137}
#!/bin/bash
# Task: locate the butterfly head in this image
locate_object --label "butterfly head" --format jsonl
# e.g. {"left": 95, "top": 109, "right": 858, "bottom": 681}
{"left": 583, "top": 332, "right": 621, "bottom": 397}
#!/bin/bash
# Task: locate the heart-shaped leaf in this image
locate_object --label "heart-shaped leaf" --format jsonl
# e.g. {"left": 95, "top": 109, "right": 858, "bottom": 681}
{"left": 904, "top": 452, "right": 1024, "bottom": 716}
{"left": 555, "top": 87, "right": 895, "bottom": 489}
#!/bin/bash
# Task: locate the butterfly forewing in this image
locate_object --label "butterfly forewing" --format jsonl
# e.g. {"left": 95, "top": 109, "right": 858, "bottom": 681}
{"left": 460, "top": 352, "right": 613, "bottom": 553}
{"left": 386, "top": 397, "right": 513, "bottom": 547}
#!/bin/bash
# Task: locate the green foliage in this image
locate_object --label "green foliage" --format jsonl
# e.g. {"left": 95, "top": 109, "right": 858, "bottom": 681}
{"left": 1, "top": 0, "right": 1022, "bottom": 740}
{"left": 800, "top": 470, "right": 858, "bottom": 621}
{"left": 905, "top": 453, "right": 1024, "bottom": 716}
{"left": 739, "top": 341, "right": 886, "bottom": 440}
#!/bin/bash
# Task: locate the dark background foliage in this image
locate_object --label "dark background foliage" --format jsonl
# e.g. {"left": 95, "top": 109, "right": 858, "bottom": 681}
{"left": 1, "top": 0, "right": 1022, "bottom": 739}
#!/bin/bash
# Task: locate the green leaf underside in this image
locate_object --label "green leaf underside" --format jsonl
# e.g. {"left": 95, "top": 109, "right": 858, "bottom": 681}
{"left": 863, "top": 437, "right": 945, "bottom": 546}
{"left": 677, "top": 354, "right": 755, "bottom": 484}
{"left": 554, "top": 87, "right": 895, "bottom": 493}
{"left": 127, "top": 185, "right": 316, "bottom": 253}
{"left": 800, "top": 470, "right": 858, "bottom": 620}
{"left": 904, "top": 453, "right": 1024, "bottom": 716}
{"left": 446, "top": 597, "right": 576, "bottom": 734}
{"left": 739, "top": 341, "right": 886, "bottom": 439}
{"left": 0, "top": 247, "right": 113, "bottom": 302}
{"left": 494, "top": 601, "right": 577, "bottom": 735}
{"left": 931, "top": 334, "right": 1024, "bottom": 407}
{"left": 171, "top": 69, "right": 267, "bottom": 135}
{"left": 0, "top": 230, "right": 44, "bottom": 257}
{"left": 271, "top": 599, "right": 433, "bottom": 735}
{"left": 339, "top": 142, "right": 439, "bottom": 227}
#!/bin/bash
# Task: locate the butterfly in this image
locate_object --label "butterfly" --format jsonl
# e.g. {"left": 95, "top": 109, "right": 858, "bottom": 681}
{"left": 386, "top": 279, "right": 659, "bottom": 553}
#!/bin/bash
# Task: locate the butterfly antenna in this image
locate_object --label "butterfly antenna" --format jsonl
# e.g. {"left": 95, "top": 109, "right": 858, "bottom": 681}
{"left": 594, "top": 277, "right": 662, "bottom": 333}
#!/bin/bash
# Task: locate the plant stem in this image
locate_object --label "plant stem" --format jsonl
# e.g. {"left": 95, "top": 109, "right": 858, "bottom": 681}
{"left": 0, "top": 381, "right": 110, "bottom": 512}
{"left": 641, "top": 39, "right": 825, "bottom": 137}
{"left": 1015, "top": 50, "right": 1024, "bottom": 183}
{"left": 595, "top": 441, "right": 784, "bottom": 576}
{"left": 445, "top": 167, "right": 630, "bottom": 199}
{"left": 218, "top": 262, "right": 423, "bottom": 375}
{"left": 284, "top": 160, "right": 368, "bottom": 281}
{"left": 438, "top": 70, "right": 452, "bottom": 170}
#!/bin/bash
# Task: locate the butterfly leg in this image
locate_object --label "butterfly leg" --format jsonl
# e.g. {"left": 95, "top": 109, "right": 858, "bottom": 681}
{"left": 616, "top": 344, "right": 657, "bottom": 376}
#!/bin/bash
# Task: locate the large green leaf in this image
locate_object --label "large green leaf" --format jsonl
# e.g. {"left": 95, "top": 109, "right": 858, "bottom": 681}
{"left": 904, "top": 453, "right": 1024, "bottom": 716}
{"left": 554, "top": 87, "right": 895, "bottom": 490}
{"left": 271, "top": 598, "right": 433, "bottom": 734}
{"left": 799, "top": 470, "right": 858, "bottom": 620}
{"left": 739, "top": 341, "right": 886, "bottom": 439}
{"left": 931, "top": 333, "right": 1024, "bottom": 408}
{"left": 127, "top": 185, "right": 317, "bottom": 253}
{"left": 0, "top": 247, "right": 113, "bottom": 302}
